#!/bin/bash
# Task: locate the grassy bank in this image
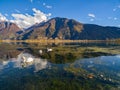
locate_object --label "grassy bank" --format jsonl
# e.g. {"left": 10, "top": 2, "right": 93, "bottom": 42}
{"left": 0, "top": 39, "right": 116, "bottom": 43}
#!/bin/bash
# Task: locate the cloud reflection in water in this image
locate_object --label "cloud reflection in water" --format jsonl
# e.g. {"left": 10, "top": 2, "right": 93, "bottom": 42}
{"left": 0, "top": 53, "right": 51, "bottom": 72}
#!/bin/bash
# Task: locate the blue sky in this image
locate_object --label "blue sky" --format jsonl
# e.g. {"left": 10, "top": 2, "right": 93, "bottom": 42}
{"left": 0, "top": 0, "right": 120, "bottom": 28}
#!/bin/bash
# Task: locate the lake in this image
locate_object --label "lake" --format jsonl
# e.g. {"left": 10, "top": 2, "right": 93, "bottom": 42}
{"left": 0, "top": 42, "right": 120, "bottom": 90}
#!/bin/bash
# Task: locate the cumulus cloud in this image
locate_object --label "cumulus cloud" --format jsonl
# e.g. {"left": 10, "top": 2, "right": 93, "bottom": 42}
{"left": 0, "top": 13, "right": 8, "bottom": 21}
{"left": 0, "top": 8, "right": 51, "bottom": 28}
{"left": 88, "top": 13, "right": 95, "bottom": 18}
{"left": 10, "top": 8, "right": 51, "bottom": 28}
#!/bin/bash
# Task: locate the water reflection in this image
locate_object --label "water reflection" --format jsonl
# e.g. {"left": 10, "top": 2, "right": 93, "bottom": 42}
{"left": 71, "top": 55, "right": 120, "bottom": 85}
{"left": 0, "top": 53, "right": 51, "bottom": 72}
{"left": 0, "top": 52, "right": 120, "bottom": 83}
{"left": 0, "top": 42, "right": 120, "bottom": 90}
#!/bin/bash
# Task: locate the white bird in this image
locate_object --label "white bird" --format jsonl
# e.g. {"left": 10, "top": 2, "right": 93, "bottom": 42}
{"left": 22, "top": 56, "right": 34, "bottom": 63}
{"left": 47, "top": 48, "right": 53, "bottom": 52}
{"left": 39, "top": 50, "right": 43, "bottom": 54}
{"left": 26, "top": 57, "right": 34, "bottom": 63}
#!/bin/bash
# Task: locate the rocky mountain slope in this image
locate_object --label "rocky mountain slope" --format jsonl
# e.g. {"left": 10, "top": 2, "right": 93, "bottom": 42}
{"left": 0, "top": 21, "right": 20, "bottom": 39}
{"left": 0, "top": 17, "right": 120, "bottom": 40}
{"left": 17, "top": 17, "right": 120, "bottom": 40}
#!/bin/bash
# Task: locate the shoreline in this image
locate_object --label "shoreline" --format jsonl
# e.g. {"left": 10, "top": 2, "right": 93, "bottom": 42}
{"left": 0, "top": 39, "right": 117, "bottom": 43}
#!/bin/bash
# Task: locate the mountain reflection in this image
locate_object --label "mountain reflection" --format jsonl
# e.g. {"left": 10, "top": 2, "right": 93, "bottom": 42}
{"left": 0, "top": 42, "right": 120, "bottom": 90}
{"left": 0, "top": 52, "right": 51, "bottom": 72}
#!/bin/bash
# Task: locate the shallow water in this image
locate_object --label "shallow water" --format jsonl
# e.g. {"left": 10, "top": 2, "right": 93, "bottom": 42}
{"left": 0, "top": 42, "right": 120, "bottom": 90}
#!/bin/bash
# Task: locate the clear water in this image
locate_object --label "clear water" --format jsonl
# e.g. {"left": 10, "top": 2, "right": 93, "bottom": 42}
{"left": 0, "top": 42, "right": 120, "bottom": 90}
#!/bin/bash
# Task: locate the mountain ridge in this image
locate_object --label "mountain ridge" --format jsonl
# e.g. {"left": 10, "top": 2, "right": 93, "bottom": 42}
{"left": 0, "top": 21, "right": 21, "bottom": 39}
{"left": 17, "top": 17, "right": 120, "bottom": 40}
{"left": 0, "top": 17, "right": 120, "bottom": 40}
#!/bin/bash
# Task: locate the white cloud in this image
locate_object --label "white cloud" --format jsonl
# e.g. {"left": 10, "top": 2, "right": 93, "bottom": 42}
{"left": 10, "top": 8, "right": 51, "bottom": 28}
{"left": 43, "top": 3, "right": 46, "bottom": 6}
{"left": 15, "top": 9, "right": 20, "bottom": 13}
{"left": 25, "top": 8, "right": 28, "bottom": 11}
{"left": 113, "top": 5, "right": 120, "bottom": 12}
{"left": 107, "top": 17, "right": 119, "bottom": 21}
{"left": 5, "top": 14, "right": 8, "bottom": 16}
{"left": 118, "top": 5, "right": 120, "bottom": 8}
{"left": 46, "top": 5, "right": 52, "bottom": 9}
{"left": 114, "top": 17, "right": 118, "bottom": 20}
{"left": 118, "top": 25, "right": 120, "bottom": 27}
{"left": 0, "top": 8, "right": 51, "bottom": 29}
{"left": 108, "top": 17, "right": 112, "bottom": 19}
{"left": 30, "top": 0, "right": 33, "bottom": 3}
{"left": 88, "top": 13, "right": 95, "bottom": 21}
{"left": 113, "top": 8, "right": 116, "bottom": 11}
{"left": 88, "top": 13, "right": 95, "bottom": 18}
{"left": 43, "top": 3, "right": 52, "bottom": 9}
{"left": 0, "top": 13, "right": 8, "bottom": 21}
{"left": 90, "top": 18, "right": 94, "bottom": 21}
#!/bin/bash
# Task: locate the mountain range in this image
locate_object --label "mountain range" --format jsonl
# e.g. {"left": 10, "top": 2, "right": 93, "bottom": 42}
{"left": 1, "top": 17, "right": 120, "bottom": 40}
{"left": 0, "top": 21, "right": 20, "bottom": 39}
